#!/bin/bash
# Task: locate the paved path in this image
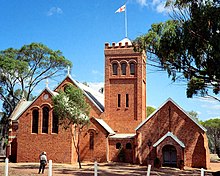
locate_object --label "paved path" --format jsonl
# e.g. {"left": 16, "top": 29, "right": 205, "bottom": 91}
{"left": 0, "top": 162, "right": 219, "bottom": 176}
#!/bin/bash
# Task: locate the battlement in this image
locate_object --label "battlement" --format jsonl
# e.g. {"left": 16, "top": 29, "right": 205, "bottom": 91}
{"left": 105, "top": 42, "right": 133, "bottom": 49}
{"left": 105, "top": 38, "right": 133, "bottom": 49}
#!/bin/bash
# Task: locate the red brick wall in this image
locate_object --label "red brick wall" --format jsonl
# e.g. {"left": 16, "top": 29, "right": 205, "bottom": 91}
{"left": 104, "top": 43, "right": 146, "bottom": 133}
{"left": 55, "top": 76, "right": 104, "bottom": 118}
{"left": 137, "top": 100, "right": 210, "bottom": 168}
{"left": 15, "top": 90, "right": 74, "bottom": 163}
{"left": 80, "top": 119, "right": 108, "bottom": 162}
{"left": 12, "top": 77, "right": 105, "bottom": 163}
{"left": 109, "top": 138, "right": 134, "bottom": 163}
{"left": 156, "top": 137, "right": 184, "bottom": 168}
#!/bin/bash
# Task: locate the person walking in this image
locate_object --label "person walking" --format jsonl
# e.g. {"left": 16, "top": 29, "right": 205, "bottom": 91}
{"left": 38, "top": 151, "right": 47, "bottom": 174}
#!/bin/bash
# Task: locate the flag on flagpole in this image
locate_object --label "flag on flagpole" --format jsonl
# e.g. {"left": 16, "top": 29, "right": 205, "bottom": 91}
{"left": 115, "top": 4, "right": 126, "bottom": 13}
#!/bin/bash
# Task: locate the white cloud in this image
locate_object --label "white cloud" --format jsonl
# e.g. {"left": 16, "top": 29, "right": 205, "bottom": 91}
{"left": 196, "top": 111, "right": 202, "bottom": 115}
{"left": 152, "top": 0, "right": 160, "bottom": 5}
{"left": 136, "top": 0, "right": 148, "bottom": 6}
{"left": 47, "top": 7, "right": 63, "bottom": 16}
{"left": 87, "top": 82, "right": 104, "bottom": 92}
{"left": 91, "top": 69, "right": 103, "bottom": 77}
{"left": 151, "top": 0, "right": 172, "bottom": 13}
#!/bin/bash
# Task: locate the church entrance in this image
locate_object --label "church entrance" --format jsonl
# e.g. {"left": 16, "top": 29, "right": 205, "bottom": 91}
{"left": 162, "top": 145, "right": 177, "bottom": 167}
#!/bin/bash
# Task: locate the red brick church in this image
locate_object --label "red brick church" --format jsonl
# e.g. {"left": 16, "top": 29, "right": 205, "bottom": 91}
{"left": 8, "top": 38, "right": 210, "bottom": 169}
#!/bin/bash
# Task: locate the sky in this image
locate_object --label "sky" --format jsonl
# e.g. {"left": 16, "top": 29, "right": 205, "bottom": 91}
{"left": 0, "top": 0, "right": 220, "bottom": 121}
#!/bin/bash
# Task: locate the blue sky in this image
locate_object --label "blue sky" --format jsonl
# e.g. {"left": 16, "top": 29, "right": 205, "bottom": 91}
{"left": 0, "top": 0, "right": 220, "bottom": 121}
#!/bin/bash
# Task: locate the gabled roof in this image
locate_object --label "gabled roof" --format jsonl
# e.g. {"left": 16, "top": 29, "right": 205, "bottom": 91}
{"left": 10, "top": 87, "right": 57, "bottom": 121}
{"left": 56, "top": 74, "right": 104, "bottom": 112}
{"left": 92, "top": 117, "right": 115, "bottom": 135}
{"left": 153, "top": 131, "right": 185, "bottom": 148}
{"left": 10, "top": 99, "right": 32, "bottom": 121}
{"left": 135, "top": 98, "right": 207, "bottom": 132}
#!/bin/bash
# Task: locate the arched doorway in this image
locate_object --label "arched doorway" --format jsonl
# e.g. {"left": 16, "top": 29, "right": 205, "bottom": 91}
{"left": 162, "top": 145, "right": 177, "bottom": 167}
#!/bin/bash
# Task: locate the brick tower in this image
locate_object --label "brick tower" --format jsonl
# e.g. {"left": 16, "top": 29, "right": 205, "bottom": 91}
{"left": 104, "top": 38, "right": 146, "bottom": 133}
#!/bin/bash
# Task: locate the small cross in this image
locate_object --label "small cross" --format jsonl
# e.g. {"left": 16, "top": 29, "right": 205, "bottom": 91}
{"left": 168, "top": 106, "right": 171, "bottom": 132}
{"left": 45, "top": 79, "right": 49, "bottom": 88}
{"left": 67, "top": 66, "right": 71, "bottom": 75}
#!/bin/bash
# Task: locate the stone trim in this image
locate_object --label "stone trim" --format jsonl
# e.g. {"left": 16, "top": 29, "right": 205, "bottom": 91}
{"left": 153, "top": 131, "right": 185, "bottom": 148}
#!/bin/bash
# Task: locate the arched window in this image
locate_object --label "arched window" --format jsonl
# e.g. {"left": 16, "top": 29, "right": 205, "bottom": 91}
{"left": 42, "top": 107, "right": 49, "bottom": 133}
{"left": 121, "top": 63, "right": 127, "bottom": 75}
{"left": 130, "top": 63, "right": 135, "bottom": 75}
{"left": 112, "top": 63, "right": 118, "bottom": 75}
{"left": 52, "top": 111, "right": 59, "bottom": 133}
{"left": 116, "top": 142, "right": 121, "bottom": 149}
{"left": 32, "top": 109, "right": 39, "bottom": 133}
{"left": 89, "top": 132, "right": 94, "bottom": 150}
{"left": 126, "top": 143, "right": 132, "bottom": 149}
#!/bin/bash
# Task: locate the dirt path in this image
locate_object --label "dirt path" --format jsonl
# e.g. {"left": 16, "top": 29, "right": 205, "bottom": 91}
{"left": 0, "top": 162, "right": 219, "bottom": 176}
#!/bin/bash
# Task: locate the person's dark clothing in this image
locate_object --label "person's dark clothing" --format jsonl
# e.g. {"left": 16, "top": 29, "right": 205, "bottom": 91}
{"left": 38, "top": 152, "right": 47, "bottom": 174}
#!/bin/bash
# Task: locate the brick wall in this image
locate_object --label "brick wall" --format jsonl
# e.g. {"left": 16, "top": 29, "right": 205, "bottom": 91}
{"left": 104, "top": 43, "right": 146, "bottom": 133}
{"left": 80, "top": 119, "right": 108, "bottom": 162}
{"left": 13, "top": 79, "right": 105, "bottom": 163}
{"left": 109, "top": 138, "right": 134, "bottom": 163}
{"left": 137, "top": 100, "right": 210, "bottom": 169}
{"left": 15, "top": 90, "right": 74, "bottom": 163}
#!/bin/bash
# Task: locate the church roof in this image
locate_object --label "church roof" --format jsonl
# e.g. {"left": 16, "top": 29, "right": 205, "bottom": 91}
{"left": 135, "top": 98, "right": 207, "bottom": 132}
{"left": 93, "top": 117, "right": 115, "bottom": 135}
{"left": 61, "top": 75, "right": 104, "bottom": 112}
{"left": 10, "top": 74, "right": 104, "bottom": 121}
{"left": 153, "top": 131, "right": 185, "bottom": 148}
{"left": 10, "top": 99, "right": 32, "bottom": 121}
{"left": 109, "top": 133, "right": 136, "bottom": 139}
{"left": 77, "top": 81, "right": 104, "bottom": 112}
{"left": 10, "top": 87, "right": 57, "bottom": 121}
{"left": 116, "top": 38, "right": 132, "bottom": 46}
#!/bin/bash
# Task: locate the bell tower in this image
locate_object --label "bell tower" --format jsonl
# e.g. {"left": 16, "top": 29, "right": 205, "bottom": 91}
{"left": 104, "top": 38, "right": 146, "bottom": 133}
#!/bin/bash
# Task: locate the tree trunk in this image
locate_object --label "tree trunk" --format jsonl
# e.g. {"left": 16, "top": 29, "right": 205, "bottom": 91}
{"left": 72, "top": 126, "right": 82, "bottom": 169}
{"left": 77, "top": 150, "right": 82, "bottom": 169}
{"left": 77, "top": 128, "right": 82, "bottom": 169}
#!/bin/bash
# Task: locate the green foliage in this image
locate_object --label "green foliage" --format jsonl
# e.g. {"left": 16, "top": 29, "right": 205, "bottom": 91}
{"left": 146, "top": 106, "right": 156, "bottom": 117}
{"left": 134, "top": 0, "right": 220, "bottom": 101}
{"left": 201, "top": 118, "right": 220, "bottom": 154}
{"left": 0, "top": 42, "right": 72, "bottom": 117}
{"left": 188, "top": 110, "right": 199, "bottom": 121}
{"left": 52, "top": 84, "right": 90, "bottom": 169}
{"left": 52, "top": 84, "right": 90, "bottom": 128}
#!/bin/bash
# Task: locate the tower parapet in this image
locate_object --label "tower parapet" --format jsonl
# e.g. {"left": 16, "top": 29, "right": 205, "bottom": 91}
{"left": 104, "top": 38, "right": 146, "bottom": 133}
{"left": 105, "top": 38, "right": 133, "bottom": 49}
{"left": 105, "top": 42, "right": 132, "bottom": 49}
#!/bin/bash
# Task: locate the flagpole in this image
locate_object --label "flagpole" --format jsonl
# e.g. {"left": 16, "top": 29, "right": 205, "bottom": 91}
{"left": 125, "top": 4, "right": 128, "bottom": 38}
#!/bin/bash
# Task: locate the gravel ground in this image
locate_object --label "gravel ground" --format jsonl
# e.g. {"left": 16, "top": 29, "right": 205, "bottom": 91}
{"left": 0, "top": 162, "right": 219, "bottom": 176}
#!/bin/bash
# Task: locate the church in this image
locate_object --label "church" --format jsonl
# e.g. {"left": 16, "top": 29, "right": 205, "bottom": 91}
{"left": 8, "top": 38, "right": 210, "bottom": 169}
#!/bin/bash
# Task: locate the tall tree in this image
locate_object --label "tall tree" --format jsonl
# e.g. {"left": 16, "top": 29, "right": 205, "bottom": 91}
{"left": 52, "top": 84, "right": 90, "bottom": 169}
{"left": 188, "top": 110, "right": 199, "bottom": 121}
{"left": 201, "top": 118, "right": 220, "bottom": 155}
{"left": 134, "top": 0, "right": 220, "bottom": 101}
{"left": 147, "top": 106, "right": 156, "bottom": 117}
{"left": 0, "top": 43, "right": 72, "bottom": 117}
